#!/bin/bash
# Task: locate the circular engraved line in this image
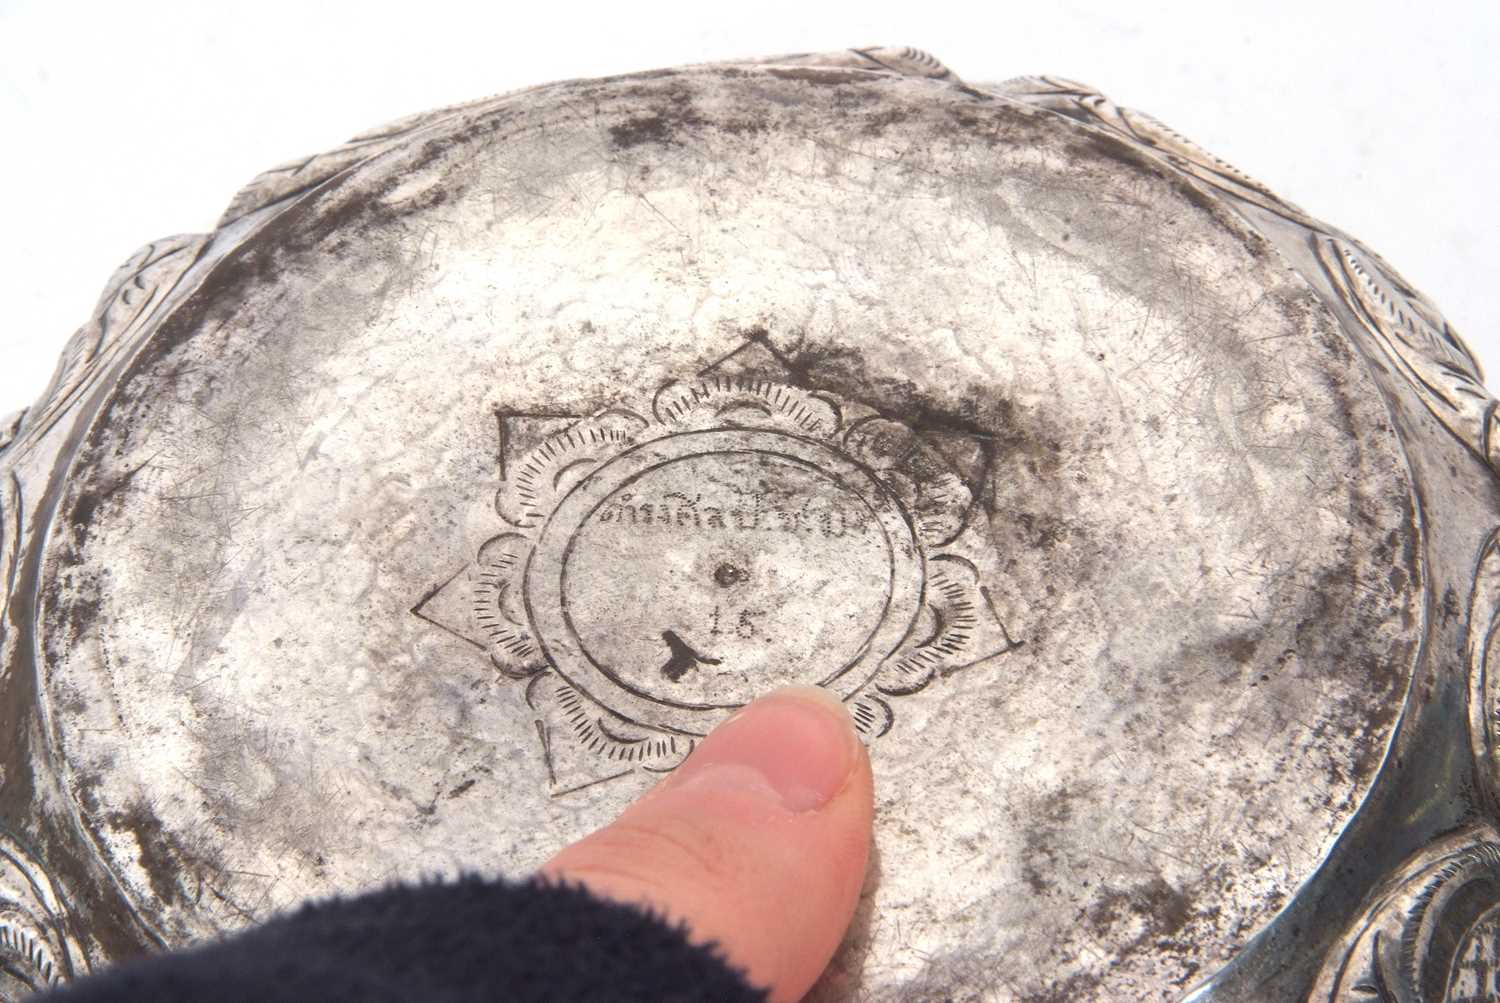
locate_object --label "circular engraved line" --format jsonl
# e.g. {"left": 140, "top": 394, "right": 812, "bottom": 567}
{"left": 557, "top": 448, "right": 900, "bottom": 712}
{"left": 523, "top": 428, "right": 925, "bottom": 736}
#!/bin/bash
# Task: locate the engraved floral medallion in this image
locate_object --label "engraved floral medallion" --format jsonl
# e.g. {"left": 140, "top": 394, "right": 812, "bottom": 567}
{"left": 412, "top": 338, "right": 1020, "bottom": 791}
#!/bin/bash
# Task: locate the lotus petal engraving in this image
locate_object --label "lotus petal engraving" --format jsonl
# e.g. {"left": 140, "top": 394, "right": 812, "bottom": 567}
{"left": 1317, "top": 236, "right": 1499, "bottom": 473}
{"left": 0, "top": 829, "right": 85, "bottom": 1001}
{"left": 412, "top": 335, "right": 1022, "bottom": 793}
{"left": 1307, "top": 831, "right": 1500, "bottom": 1003}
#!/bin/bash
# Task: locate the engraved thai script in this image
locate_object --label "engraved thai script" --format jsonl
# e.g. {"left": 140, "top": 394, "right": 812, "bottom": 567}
{"left": 594, "top": 490, "right": 872, "bottom": 538}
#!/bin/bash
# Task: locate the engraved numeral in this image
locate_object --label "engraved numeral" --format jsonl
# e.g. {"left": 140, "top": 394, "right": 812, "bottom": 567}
{"left": 708, "top": 605, "right": 765, "bottom": 640}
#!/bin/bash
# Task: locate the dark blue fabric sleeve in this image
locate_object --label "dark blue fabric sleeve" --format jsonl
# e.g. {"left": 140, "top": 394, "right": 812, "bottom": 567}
{"left": 37, "top": 876, "right": 768, "bottom": 1002}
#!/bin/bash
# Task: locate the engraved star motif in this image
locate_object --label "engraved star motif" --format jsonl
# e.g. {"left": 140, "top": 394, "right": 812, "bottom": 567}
{"left": 412, "top": 332, "right": 1021, "bottom": 797}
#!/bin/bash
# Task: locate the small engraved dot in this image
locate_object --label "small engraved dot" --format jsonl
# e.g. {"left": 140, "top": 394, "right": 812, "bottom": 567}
{"left": 714, "top": 562, "right": 750, "bottom": 587}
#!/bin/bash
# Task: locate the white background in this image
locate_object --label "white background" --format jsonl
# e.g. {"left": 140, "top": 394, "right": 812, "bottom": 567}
{"left": 1, "top": 0, "right": 1495, "bottom": 413}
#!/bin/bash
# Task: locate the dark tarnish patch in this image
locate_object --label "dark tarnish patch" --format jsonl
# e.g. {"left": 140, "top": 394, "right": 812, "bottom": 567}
{"left": 107, "top": 803, "right": 218, "bottom": 912}
{"left": 1215, "top": 633, "right": 1260, "bottom": 666}
{"left": 1162, "top": 167, "right": 1226, "bottom": 218}
{"left": 1278, "top": 469, "right": 1422, "bottom": 789}
{"left": 945, "top": 101, "right": 1061, "bottom": 150}
{"left": 108, "top": 805, "right": 182, "bottom": 908}
{"left": 34, "top": 800, "right": 164, "bottom": 960}
{"left": 857, "top": 105, "right": 915, "bottom": 137}
{"left": 756, "top": 329, "right": 1028, "bottom": 447}
{"left": 1441, "top": 585, "right": 1463, "bottom": 626}
{"left": 51, "top": 581, "right": 103, "bottom": 655}
{"left": 0, "top": 569, "right": 40, "bottom": 830}
{"left": 65, "top": 460, "right": 150, "bottom": 560}
{"left": 1019, "top": 788, "right": 1085, "bottom": 898}
{"left": 1019, "top": 969, "right": 1125, "bottom": 1003}
{"left": 1064, "top": 873, "right": 1219, "bottom": 998}
{"left": 716, "top": 116, "right": 771, "bottom": 138}
{"left": 1066, "top": 130, "right": 1160, "bottom": 177}
{"left": 608, "top": 101, "right": 707, "bottom": 150}
{"left": 738, "top": 331, "right": 1081, "bottom": 609}
{"left": 1137, "top": 875, "right": 1195, "bottom": 938}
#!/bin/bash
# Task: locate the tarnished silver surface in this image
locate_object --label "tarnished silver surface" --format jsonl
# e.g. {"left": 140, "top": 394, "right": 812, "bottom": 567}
{"left": 0, "top": 46, "right": 1496, "bottom": 1001}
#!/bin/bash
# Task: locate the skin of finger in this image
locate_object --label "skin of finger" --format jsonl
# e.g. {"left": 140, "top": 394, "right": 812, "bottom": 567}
{"left": 540, "top": 743, "right": 874, "bottom": 1002}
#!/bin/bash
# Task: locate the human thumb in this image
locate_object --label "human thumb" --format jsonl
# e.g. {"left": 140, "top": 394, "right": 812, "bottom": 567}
{"left": 539, "top": 685, "right": 875, "bottom": 1002}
